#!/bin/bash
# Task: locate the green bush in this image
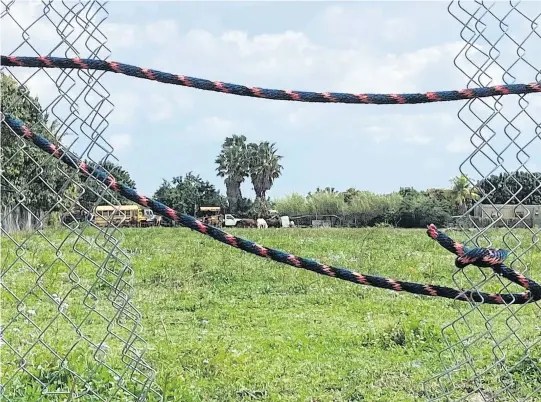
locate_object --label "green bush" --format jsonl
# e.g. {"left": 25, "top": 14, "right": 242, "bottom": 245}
{"left": 273, "top": 187, "right": 454, "bottom": 228}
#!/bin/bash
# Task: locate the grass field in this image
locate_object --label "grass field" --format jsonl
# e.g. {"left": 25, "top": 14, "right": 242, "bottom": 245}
{"left": 1, "top": 226, "right": 540, "bottom": 401}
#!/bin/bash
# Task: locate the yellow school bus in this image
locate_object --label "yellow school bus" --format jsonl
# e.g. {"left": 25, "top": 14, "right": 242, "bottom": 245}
{"left": 198, "top": 206, "right": 223, "bottom": 227}
{"left": 93, "top": 204, "right": 149, "bottom": 228}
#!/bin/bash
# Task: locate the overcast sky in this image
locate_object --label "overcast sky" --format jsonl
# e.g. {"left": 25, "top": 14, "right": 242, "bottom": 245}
{"left": 2, "top": 1, "right": 540, "bottom": 199}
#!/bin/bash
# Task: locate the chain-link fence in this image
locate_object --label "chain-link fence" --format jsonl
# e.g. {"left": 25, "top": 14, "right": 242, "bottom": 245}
{"left": 1, "top": 1, "right": 540, "bottom": 401}
{"left": 424, "top": 1, "right": 541, "bottom": 401}
{"left": 1, "top": 1, "right": 161, "bottom": 400}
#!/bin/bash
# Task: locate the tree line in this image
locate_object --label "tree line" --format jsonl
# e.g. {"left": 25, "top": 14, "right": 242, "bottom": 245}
{"left": 274, "top": 185, "right": 460, "bottom": 228}
{"left": 1, "top": 74, "right": 138, "bottom": 230}
{"left": 2, "top": 72, "right": 540, "bottom": 230}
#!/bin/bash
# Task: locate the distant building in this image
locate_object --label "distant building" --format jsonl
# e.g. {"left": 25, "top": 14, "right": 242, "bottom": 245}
{"left": 472, "top": 204, "right": 541, "bottom": 227}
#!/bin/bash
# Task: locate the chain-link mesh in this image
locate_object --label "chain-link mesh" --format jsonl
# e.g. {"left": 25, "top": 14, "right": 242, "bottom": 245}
{"left": 423, "top": 1, "right": 541, "bottom": 401}
{"left": 2, "top": 1, "right": 540, "bottom": 401}
{"left": 0, "top": 1, "right": 161, "bottom": 401}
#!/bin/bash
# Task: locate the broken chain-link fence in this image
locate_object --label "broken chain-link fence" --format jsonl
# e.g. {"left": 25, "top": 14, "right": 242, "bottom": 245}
{"left": 424, "top": 1, "right": 541, "bottom": 401}
{"left": 1, "top": 1, "right": 540, "bottom": 401}
{"left": 1, "top": 1, "right": 161, "bottom": 400}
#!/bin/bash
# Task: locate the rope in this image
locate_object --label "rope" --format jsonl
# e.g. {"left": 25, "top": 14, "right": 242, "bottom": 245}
{"left": 3, "top": 113, "right": 540, "bottom": 305}
{"left": 2, "top": 55, "right": 540, "bottom": 105}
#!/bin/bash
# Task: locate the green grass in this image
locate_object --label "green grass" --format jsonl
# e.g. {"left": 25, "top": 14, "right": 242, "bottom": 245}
{"left": 1, "top": 227, "right": 540, "bottom": 401}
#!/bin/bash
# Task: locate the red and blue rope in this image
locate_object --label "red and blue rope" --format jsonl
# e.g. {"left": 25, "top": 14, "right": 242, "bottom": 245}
{"left": 2, "top": 113, "right": 540, "bottom": 305}
{"left": 2, "top": 55, "right": 540, "bottom": 105}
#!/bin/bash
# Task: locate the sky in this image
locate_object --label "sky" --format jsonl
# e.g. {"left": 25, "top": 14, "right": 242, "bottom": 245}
{"left": 1, "top": 1, "right": 540, "bottom": 201}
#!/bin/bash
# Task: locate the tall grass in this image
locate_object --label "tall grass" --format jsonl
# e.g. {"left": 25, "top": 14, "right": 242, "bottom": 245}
{"left": 1, "top": 227, "right": 539, "bottom": 401}
{"left": 273, "top": 191, "right": 403, "bottom": 225}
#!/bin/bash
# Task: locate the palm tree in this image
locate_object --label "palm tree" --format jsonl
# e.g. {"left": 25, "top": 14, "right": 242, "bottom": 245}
{"left": 450, "top": 174, "right": 480, "bottom": 214}
{"left": 247, "top": 141, "right": 283, "bottom": 202}
{"left": 215, "top": 134, "right": 249, "bottom": 213}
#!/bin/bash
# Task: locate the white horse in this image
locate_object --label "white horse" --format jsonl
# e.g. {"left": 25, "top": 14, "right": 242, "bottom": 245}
{"left": 256, "top": 218, "right": 268, "bottom": 229}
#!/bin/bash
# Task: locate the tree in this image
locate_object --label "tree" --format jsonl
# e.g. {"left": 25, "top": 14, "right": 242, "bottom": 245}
{"left": 396, "top": 188, "right": 423, "bottom": 228}
{"left": 1, "top": 73, "right": 79, "bottom": 220}
{"left": 398, "top": 187, "right": 421, "bottom": 199}
{"left": 477, "top": 171, "right": 541, "bottom": 205}
{"left": 247, "top": 141, "right": 283, "bottom": 203}
{"left": 425, "top": 188, "right": 452, "bottom": 203}
{"left": 307, "top": 187, "right": 339, "bottom": 197}
{"left": 153, "top": 172, "right": 226, "bottom": 216}
{"left": 450, "top": 175, "right": 480, "bottom": 214}
{"left": 78, "top": 159, "right": 137, "bottom": 210}
{"left": 344, "top": 190, "right": 401, "bottom": 226}
{"left": 215, "top": 134, "right": 250, "bottom": 213}
{"left": 342, "top": 187, "right": 362, "bottom": 204}
{"left": 306, "top": 188, "right": 345, "bottom": 216}
{"left": 272, "top": 193, "right": 309, "bottom": 216}
{"left": 413, "top": 197, "right": 452, "bottom": 228}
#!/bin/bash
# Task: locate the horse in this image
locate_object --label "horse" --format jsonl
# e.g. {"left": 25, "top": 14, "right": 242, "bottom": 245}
{"left": 267, "top": 216, "right": 281, "bottom": 228}
{"left": 236, "top": 219, "right": 257, "bottom": 228}
{"left": 256, "top": 218, "right": 268, "bottom": 229}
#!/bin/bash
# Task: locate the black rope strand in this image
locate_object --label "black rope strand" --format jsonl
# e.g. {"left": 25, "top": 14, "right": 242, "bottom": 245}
{"left": 2, "top": 113, "right": 540, "bottom": 306}
{"left": 2, "top": 55, "right": 540, "bottom": 105}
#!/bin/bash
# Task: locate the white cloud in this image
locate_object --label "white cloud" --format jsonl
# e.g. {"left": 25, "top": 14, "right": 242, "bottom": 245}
{"left": 145, "top": 20, "right": 179, "bottom": 46}
{"left": 132, "top": 20, "right": 475, "bottom": 158}
{"left": 108, "top": 133, "right": 132, "bottom": 152}
{"left": 320, "top": 111, "right": 458, "bottom": 145}
{"left": 367, "top": 112, "right": 455, "bottom": 145}
{"left": 184, "top": 116, "right": 236, "bottom": 142}
{"left": 446, "top": 136, "right": 472, "bottom": 154}
{"left": 383, "top": 18, "right": 411, "bottom": 41}
{"left": 529, "top": 96, "right": 541, "bottom": 113}
{"left": 146, "top": 94, "right": 174, "bottom": 122}
{"left": 101, "top": 23, "right": 137, "bottom": 49}
{"left": 313, "top": 4, "right": 414, "bottom": 46}
{"left": 108, "top": 93, "right": 141, "bottom": 124}
{"left": 335, "top": 42, "right": 465, "bottom": 93}
{"left": 221, "top": 30, "right": 315, "bottom": 57}
{"left": 366, "top": 126, "right": 391, "bottom": 143}
{"left": 0, "top": 2, "right": 59, "bottom": 47}
{"left": 144, "top": 92, "right": 194, "bottom": 122}
{"left": 146, "top": 21, "right": 467, "bottom": 100}
{"left": 5, "top": 0, "right": 537, "bottom": 198}
{"left": 0, "top": 10, "right": 492, "bottom": 152}
{"left": 286, "top": 107, "right": 314, "bottom": 127}
{"left": 403, "top": 134, "right": 432, "bottom": 144}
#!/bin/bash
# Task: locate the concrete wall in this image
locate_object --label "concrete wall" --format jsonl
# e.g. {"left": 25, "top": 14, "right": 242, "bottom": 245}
{"left": 473, "top": 204, "right": 541, "bottom": 227}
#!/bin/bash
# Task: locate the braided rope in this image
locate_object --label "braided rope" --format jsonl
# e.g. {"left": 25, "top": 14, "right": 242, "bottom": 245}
{"left": 2, "top": 55, "right": 540, "bottom": 104}
{"left": 2, "top": 113, "right": 540, "bottom": 305}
